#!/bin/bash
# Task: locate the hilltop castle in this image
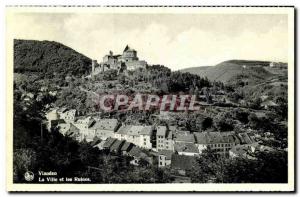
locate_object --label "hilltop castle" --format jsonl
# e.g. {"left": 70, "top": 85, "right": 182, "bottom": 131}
{"left": 91, "top": 45, "right": 147, "bottom": 76}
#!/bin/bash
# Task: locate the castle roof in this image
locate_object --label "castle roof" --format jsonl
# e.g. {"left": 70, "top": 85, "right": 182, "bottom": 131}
{"left": 123, "top": 45, "right": 136, "bottom": 52}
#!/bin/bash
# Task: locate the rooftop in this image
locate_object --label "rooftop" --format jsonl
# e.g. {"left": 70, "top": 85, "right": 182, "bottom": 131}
{"left": 121, "top": 141, "right": 133, "bottom": 152}
{"left": 128, "top": 146, "right": 142, "bottom": 158}
{"left": 158, "top": 150, "right": 173, "bottom": 160}
{"left": 57, "top": 107, "right": 68, "bottom": 113}
{"left": 261, "top": 100, "right": 278, "bottom": 106}
{"left": 174, "top": 142, "right": 199, "bottom": 153}
{"left": 230, "top": 144, "right": 249, "bottom": 155}
{"left": 90, "top": 118, "right": 119, "bottom": 130}
{"left": 103, "top": 138, "right": 117, "bottom": 149}
{"left": 110, "top": 140, "right": 125, "bottom": 152}
{"left": 65, "top": 123, "right": 80, "bottom": 137}
{"left": 238, "top": 133, "right": 256, "bottom": 144}
{"left": 194, "top": 132, "right": 236, "bottom": 144}
{"left": 117, "top": 125, "right": 152, "bottom": 136}
{"left": 174, "top": 133, "right": 195, "bottom": 143}
{"left": 156, "top": 126, "right": 167, "bottom": 136}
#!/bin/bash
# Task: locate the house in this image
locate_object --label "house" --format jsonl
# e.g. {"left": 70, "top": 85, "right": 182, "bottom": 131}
{"left": 21, "top": 92, "right": 34, "bottom": 101}
{"left": 89, "top": 137, "right": 101, "bottom": 147}
{"left": 59, "top": 109, "right": 76, "bottom": 123}
{"left": 65, "top": 123, "right": 81, "bottom": 141}
{"left": 173, "top": 132, "right": 195, "bottom": 144}
{"left": 45, "top": 108, "right": 59, "bottom": 121}
{"left": 261, "top": 100, "right": 278, "bottom": 110}
{"left": 45, "top": 108, "right": 60, "bottom": 130}
{"left": 88, "top": 118, "right": 119, "bottom": 141}
{"left": 174, "top": 142, "right": 199, "bottom": 156}
{"left": 120, "top": 141, "right": 134, "bottom": 155}
{"left": 49, "top": 91, "right": 57, "bottom": 96}
{"left": 260, "top": 95, "right": 269, "bottom": 102}
{"left": 75, "top": 116, "right": 95, "bottom": 130}
{"left": 57, "top": 107, "right": 68, "bottom": 115}
{"left": 74, "top": 117, "right": 96, "bottom": 142}
{"left": 229, "top": 144, "right": 257, "bottom": 159}
{"left": 156, "top": 126, "right": 174, "bottom": 151}
{"left": 93, "top": 140, "right": 106, "bottom": 150}
{"left": 114, "top": 125, "right": 153, "bottom": 148}
{"left": 49, "top": 119, "right": 65, "bottom": 132}
{"left": 194, "top": 132, "right": 236, "bottom": 155}
{"left": 158, "top": 150, "right": 173, "bottom": 167}
{"left": 171, "top": 154, "right": 196, "bottom": 176}
{"left": 238, "top": 132, "right": 256, "bottom": 144}
{"left": 103, "top": 138, "right": 117, "bottom": 150}
{"left": 109, "top": 140, "right": 125, "bottom": 153}
{"left": 140, "top": 126, "right": 154, "bottom": 149}
{"left": 57, "top": 121, "right": 71, "bottom": 135}
{"left": 128, "top": 146, "right": 153, "bottom": 166}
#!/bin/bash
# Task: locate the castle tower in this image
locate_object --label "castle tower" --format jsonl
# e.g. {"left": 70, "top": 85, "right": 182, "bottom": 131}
{"left": 91, "top": 60, "right": 97, "bottom": 76}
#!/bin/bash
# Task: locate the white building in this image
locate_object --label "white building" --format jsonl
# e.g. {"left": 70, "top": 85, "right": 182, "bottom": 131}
{"left": 58, "top": 108, "right": 76, "bottom": 123}
{"left": 158, "top": 150, "right": 173, "bottom": 167}
{"left": 89, "top": 118, "right": 120, "bottom": 141}
{"left": 174, "top": 142, "right": 199, "bottom": 156}
{"left": 115, "top": 125, "right": 153, "bottom": 149}
{"left": 156, "top": 126, "right": 174, "bottom": 151}
{"left": 194, "top": 132, "right": 237, "bottom": 155}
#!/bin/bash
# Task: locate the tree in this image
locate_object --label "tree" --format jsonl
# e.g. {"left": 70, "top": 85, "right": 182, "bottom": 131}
{"left": 13, "top": 149, "right": 37, "bottom": 182}
{"left": 214, "top": 112, "right": 235, "bottom": 132}
{"left": 249, "top": 97, "right": 262, "bottom": 110}
{"left": 202, "top": 117, "right": 213, "bottom": 131}
{"left": 273, "top": 96, "right": 288, "bottom": 120}
{"left": 224, "top": 151, "right": 287, "bottom": 183}
{"left": 190, "top": 149, "right": 228, "bottom": 183}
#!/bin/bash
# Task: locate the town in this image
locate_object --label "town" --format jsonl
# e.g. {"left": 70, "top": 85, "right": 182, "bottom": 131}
{"left": 44, "top": 99, "right": 275, "bottom": 180}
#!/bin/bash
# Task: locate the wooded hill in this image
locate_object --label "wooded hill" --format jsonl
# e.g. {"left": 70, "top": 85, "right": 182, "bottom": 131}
{"left": 14, "top": 39, "right": 92, "bottom": 78}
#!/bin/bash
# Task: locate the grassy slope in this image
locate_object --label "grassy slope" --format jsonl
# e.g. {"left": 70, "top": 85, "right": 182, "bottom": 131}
{"left": 181, "top": 60, "right": 282, "bottom": 83}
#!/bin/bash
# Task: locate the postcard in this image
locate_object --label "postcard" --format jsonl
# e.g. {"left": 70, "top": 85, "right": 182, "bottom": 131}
{"left": 6, "top": 6, "right": 295, "bottom": 192}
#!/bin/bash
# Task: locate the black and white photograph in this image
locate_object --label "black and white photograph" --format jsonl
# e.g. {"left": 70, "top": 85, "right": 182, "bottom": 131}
{"left": 5, "top": 6, "right": 295, "bottom": 192}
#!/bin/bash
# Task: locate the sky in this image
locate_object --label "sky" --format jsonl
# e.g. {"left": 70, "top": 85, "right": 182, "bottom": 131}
{"left": 8, "top": 12, "right": 289, "bottom": 70}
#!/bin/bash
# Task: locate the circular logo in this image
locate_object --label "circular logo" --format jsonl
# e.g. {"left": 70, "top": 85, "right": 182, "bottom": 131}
{"left": 24, "top": 171, "right": 34, "bottom": 182}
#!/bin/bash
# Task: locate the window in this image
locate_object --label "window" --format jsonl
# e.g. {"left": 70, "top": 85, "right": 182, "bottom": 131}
{"left": 144, "top": 142, "right": 146, "bottom": 145}
{"left": 160, "top": 162, "right": 162, "bottom": 165}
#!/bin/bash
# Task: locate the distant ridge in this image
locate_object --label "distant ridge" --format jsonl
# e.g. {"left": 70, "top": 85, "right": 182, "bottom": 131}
{"left": 181, "top": 60, "right": 286, "bottom": 83}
